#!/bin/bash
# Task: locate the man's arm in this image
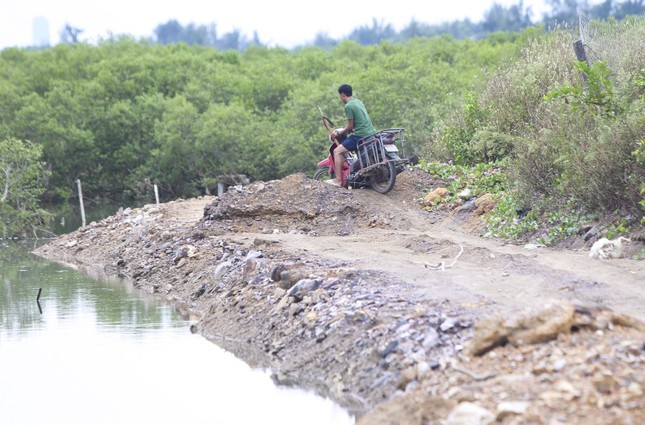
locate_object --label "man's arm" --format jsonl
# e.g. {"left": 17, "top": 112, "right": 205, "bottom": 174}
{"left": 333, "top": 119, "right": 354, "bottom": 138}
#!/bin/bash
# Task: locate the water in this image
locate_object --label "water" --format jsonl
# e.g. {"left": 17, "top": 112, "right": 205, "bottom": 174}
{"left": 48, "top": 201, "right": 130, "bottom": 235}
{"left": 0, "top": 242, "right": 354, "bottom": 425}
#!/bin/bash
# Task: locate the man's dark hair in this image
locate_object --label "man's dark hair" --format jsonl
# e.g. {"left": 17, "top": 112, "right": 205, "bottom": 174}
{"left": 338, "top": 84, "right": 352, "bottom": 97}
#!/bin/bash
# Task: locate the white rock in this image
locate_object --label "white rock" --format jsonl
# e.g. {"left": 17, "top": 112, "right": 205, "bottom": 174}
{"left": 496, "top": 401, "right": 530, "bottom": 419}
{"left": 214, "top": 261, "right": 231, "bottom": 279}
{"left": 458, "top": 188, "right": 473, "bottom": 201}
{"left": 445, "top": 402, "right": 495, "bottom": 425}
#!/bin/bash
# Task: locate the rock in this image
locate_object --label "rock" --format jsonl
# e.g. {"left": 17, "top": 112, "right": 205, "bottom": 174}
{"left": 311, "top": 288, "right": 325, "bottom": 304}
{"left": 269, "top": 263, "right": 287, "bottom": 281}
{"left": 589, "top": 236, "right": 630, "bottom": 259}
{"left": 245, "top": 250, "right": 263, "bottom": 260}
{"left": 554, "top": 380, "right": 580, "bottom": 400}
{"left": 214, "top": 261, "right": 231, "bottom": 279}
{"left": 552, "top": 358, "right": 567, "bottom": 371}
{"left": 243, "top": 255, "right": 265, "bottom": 281}
{"left": 379, "top": 340, "right": 398, "bottom": 358}
{"left": 440, "top": 317, "right": 457, "bottom": 332}
{"left": 276, "top": 265, "right": 309, "bottom": 290}
{"left": 423, "top": 328, "right": 440, "bottom": 349}
{"left": 496, "top": 401, "right": 530, "bottom": 420}
{"left": 506, "top": 301, "right": 575, "bottom": 345}
{"left": 423, "top": 187, "right": 450, "bottom": 205}
{"left": 457, "top": 188, "right": 473, "bottom": 201}
{"left": 627, "top": 382, "right": 643, "bottom": 397}
{"left": 286, "top": 278, "right": 322, "bottom": 300}
{"left": 271, "top": 295, "right": 290, "bottom": 314}
{"left": 467, "top": 300, "right": 576, "bottom": 356}
{"left": 593, "top": 375, "right": 619, "bottom": 394}
{"left": 65, "top": 240, "right": 78, "bottom": 248}
{"left": 173, "top": 245, "right": 196, "bottom": 263}
{"left": 583, "top": 225, "right": 600, "bottom": 241}
{"left": 417, "top": 361, "right": 430, "bottom": 379}
{"left": 321, "top": 278, "right": 340, "bottom": 289}
{"left": 397, "top": 366, "right": 418, "bottom": 389}
{"left": 445, "top": 402, "right": 495, "bottom": 425}
{"left": 474, "top": 193, "right": 497, "bottom": 216}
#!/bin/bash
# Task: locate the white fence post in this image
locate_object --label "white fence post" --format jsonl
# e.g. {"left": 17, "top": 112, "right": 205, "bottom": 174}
{"left": 76, "top": 179, "right": 86, "bottom": 228}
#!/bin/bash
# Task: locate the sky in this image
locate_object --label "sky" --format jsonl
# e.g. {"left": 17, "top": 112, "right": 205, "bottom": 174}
{"left": 0, "top": 0, "right": 556, "bottom": 49}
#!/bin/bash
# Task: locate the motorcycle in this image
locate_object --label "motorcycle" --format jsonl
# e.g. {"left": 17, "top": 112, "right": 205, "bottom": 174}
{"left": 313, "top": 113, "right": 412, "bottom": 194}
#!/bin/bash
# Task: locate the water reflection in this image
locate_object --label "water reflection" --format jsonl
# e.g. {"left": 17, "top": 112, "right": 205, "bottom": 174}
{"left": 0, "top": 242, "right": 354, "bottom": 425}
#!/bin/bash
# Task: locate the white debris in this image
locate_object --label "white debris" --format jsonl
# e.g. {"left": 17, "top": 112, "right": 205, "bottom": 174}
{"left": 589, "top": 237, "right": 630, "bottom": 259}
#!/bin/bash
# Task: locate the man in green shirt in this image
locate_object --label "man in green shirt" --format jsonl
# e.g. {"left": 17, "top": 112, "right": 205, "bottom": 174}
{"left": 328, "top": 84, "right": 376, "bottom": 187}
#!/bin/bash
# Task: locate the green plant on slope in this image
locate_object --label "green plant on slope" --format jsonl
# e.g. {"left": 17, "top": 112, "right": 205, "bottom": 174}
{"left": 419, "top": 160, "right": 508, "bottom": 202}
{"left": 632, "top": 139, "right": 645, "bottom": 224}
{"left": 545, "top": 61, "right": 617, "bottom": 116}
{"left": 484, "top": 193, "right": 540, "bottom": 239}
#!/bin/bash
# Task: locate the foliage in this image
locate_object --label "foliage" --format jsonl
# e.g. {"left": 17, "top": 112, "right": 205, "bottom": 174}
{"left": 432, "top": 17, "right": 645, "bottom": 223}
{"left": 484, "top": 193, "right": 541, "bottom": 240}
{"left": 419, "top": 161, "right": 508, "bottom": 202}
{"left": 0, "top": 138, "right": 52, "bottom": 238}
{"left": 605, "top": 214, "right": 633, "bottom": 239}
{"left": 544, "top": 61, "right": 617, "bottom": 116}
{"left": 0, "top": 34, "right": 524, "bottom": 202}
{"left": 631, "top": 139, "right": 645, "bottom": 224}
{"left": 484, "top": 193, "right": 592, "bottom": 245}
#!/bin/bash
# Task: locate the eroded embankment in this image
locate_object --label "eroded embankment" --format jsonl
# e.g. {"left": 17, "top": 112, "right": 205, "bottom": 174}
{"left": 34, "top": 173, "right": 645, "bottom": 424}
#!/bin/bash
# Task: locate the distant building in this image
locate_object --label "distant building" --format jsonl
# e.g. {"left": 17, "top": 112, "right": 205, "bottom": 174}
{"left": 33, "top": 17, "right": 50, "bottom": 47}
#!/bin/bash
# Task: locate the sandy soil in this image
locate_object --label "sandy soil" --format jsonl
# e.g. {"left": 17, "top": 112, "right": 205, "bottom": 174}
{"left": 34, "top": 169, "right": 645, "bottom": 424}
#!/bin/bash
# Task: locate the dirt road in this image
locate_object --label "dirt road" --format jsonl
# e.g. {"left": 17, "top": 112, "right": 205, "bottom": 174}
{"left": 214, "top": 170, "right": 644, "bottom": 321}
{"left": 35, "top": 170, "right": 645, "bottom": 424}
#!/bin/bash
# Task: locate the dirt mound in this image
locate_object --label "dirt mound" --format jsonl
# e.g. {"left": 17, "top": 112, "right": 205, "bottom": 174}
{"left": 202, "top": 171, "right": 435, "bottom": 236}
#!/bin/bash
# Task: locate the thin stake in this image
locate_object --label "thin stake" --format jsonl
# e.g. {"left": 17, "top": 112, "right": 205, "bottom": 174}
{"left": 76, "top": 179, "right": 86, "bottom": 228}
{"left": 37, "top": 288, "right": 43, "bottom": 314}
{"left": 154, "top": 184, "right": 160, "bottom": 205}
{"left": 573, "top": 39, "right": 589, "bottom": 87}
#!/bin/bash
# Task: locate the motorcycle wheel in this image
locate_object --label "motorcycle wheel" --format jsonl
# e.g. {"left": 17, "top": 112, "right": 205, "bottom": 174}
{"left": 313, "top": 168, "right": 334, "bottom": 181}
{"left": 369, "top": 161, "right": 396, "bottom": 194}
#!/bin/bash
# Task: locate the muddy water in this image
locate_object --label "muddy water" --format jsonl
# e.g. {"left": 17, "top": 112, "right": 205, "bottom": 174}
{"left": 0, "top": 242, "right": 354, "bottom": 425}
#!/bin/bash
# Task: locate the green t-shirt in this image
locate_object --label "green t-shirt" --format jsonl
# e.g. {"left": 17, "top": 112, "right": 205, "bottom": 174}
{"left": 344, "top": 98, "right": 376, "bottom": 137}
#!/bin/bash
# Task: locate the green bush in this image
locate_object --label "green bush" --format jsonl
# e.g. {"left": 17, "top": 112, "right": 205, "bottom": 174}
{"left": 0, "top": 138, "right": 52, "bottom": 238}
{"left": 431, "top": 17, "right": 645, "bottom": 222}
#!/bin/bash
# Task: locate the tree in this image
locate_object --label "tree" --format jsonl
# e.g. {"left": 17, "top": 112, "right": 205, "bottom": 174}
{"left": 60, "top": 24, "right": 84, "bottom": 43}
{"left": 589, "top": 0, "right": 614, "bottom": 19}
{"left": 153, "top": 20, "right": 184, "bottom": 45}
{"left": 614, "top": 0, "right": 645, "bottom": 19}
{"left": 349, "top": 19, "right": 396, "bottom": 45}
{"left": 482, "top": 1, "right": 533, "bottom": 33}
{"left": 312, "top": 32, "right": 337, "bottom": 49}
{"left": 0, "top": 138, "right": 51, "bottom": 238}
{"left": 544, "top": 0, "right": 588, "bottom": 25}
